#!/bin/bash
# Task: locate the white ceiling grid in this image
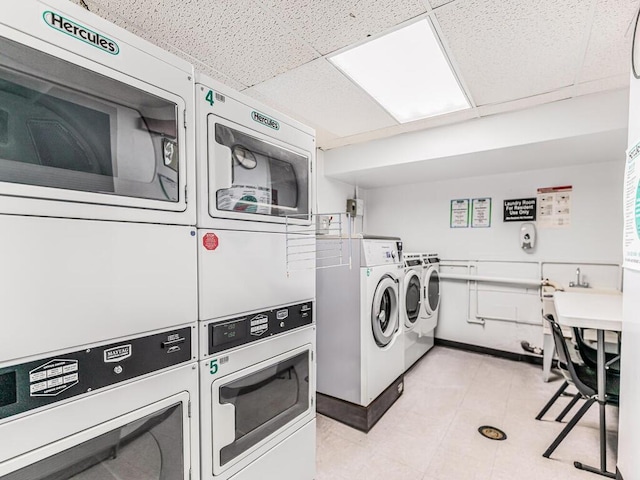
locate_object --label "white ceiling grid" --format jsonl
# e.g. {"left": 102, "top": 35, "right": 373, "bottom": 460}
{"left": 261, "top": 0, "right": 428, "bottom": 55}
{"left": 433, "top": 0, "right": 593, "bottom": 106}
{"left": 245, "top": 58, "right": 398, "bottom": 137}
{"left": 64, "top": 0, "right": 637, "bottom": 151}
{"left": 578, "top": 0, "right": 639, "bottom": 82}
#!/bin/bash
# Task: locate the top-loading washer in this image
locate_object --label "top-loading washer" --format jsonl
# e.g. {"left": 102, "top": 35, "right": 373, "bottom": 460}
{"left": 0, "top": 1, "right": 198, "bottom": 365}
{"left": 315, "top": 235, "right": 405, "bottom": 431}
{"left": 403, "top": 252, "right": 431, "bottom": 371}
{"left": 195, "top": 74, "right": 315, "bottom": 322}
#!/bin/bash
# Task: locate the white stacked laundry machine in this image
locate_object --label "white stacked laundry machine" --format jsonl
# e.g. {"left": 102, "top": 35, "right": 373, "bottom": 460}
{"left": 0, "top": 1, "right": 200, "bottom": 478}
{"left": 194, "top": 74, "right": 317, "bottom": 480}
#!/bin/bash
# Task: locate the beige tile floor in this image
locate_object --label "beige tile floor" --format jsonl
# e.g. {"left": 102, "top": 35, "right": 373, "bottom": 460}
{"left": 316, "top": 346, "right": 619, "bottom": 480}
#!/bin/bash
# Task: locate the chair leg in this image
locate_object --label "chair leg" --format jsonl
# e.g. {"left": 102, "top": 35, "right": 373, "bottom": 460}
{"left": 555, "top": 393, "right": 582, "bottom": 422}
{"left": 536, "top": 381, "right": 569, "bottom": 420}
{"left": 543, "top": 398, "right": 596, "bottom": 458}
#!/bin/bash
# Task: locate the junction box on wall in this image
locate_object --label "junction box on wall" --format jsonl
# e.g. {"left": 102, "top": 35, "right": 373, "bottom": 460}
{"left": 346, "top": 198, "right": 364, "bottom": 217}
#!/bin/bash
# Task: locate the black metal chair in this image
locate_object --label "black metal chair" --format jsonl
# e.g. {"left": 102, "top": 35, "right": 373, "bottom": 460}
{"left": 541, "top": 314, "right": 620, "bottom": 459}
{"left": 572, "top": 327, "right": 621, "bottom": 374}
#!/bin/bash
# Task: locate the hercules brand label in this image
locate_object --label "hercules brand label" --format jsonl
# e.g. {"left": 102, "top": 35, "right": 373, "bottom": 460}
{"left": 43, "top": 11, "right": 120, "bottom": 55}
{"left": 251, "top": 111, "right": 280, "bottom": 130}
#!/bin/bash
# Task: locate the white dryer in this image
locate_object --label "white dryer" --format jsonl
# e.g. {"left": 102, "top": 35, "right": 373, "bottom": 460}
{"left": 316, "top": 236, "right": 404, "bottom": 431}
{"left": 0, "top": 325, "right": 199, "bottom": 480}
{"left": 195, "top": 74, "right": 315, "bottom": 322}
{"left": 0, "top": 1, "right": 198, "bottom": 365}
{"left": 199, "top": 307, "right": 316, "bottom": 480}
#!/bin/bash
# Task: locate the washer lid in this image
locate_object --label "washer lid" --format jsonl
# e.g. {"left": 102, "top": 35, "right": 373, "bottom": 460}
{"left": 371, "top": 276, "right": 399, "bottom": 347}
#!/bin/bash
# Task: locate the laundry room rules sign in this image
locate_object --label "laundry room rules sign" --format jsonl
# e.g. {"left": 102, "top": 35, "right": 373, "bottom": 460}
{"left": 503, "top": 198, "right": 536, "bottom": 222}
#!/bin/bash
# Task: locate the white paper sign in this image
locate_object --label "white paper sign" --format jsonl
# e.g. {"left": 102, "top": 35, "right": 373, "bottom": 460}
{"left": 471, "top": 198, "right": 491, "bottom": 228}
{"left": 624, "top": 140, "right": 640, "bottom": 270}
{"left": 450, "top": 199, "right": 469, "bottom": 228}
{"left": 536, "top": 186, "right": 572, "bottom": 228}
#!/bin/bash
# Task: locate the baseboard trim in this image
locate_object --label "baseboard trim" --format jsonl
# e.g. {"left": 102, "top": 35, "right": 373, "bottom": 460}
{"left": 434, "top": 338, "right": 543, "bottom": 365}
{"left": 316, "top": 375, "right": 404, "bottom": 433}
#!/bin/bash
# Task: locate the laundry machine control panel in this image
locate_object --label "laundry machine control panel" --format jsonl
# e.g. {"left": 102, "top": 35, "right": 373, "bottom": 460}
{"left": 208, "top": 301, "right": 313, "bottom": 354}
{"left": 0, "top": 327, "right": 192, "bottom": 422}
{"left": 362, "top": 240, "right": 403, "bottom": 266}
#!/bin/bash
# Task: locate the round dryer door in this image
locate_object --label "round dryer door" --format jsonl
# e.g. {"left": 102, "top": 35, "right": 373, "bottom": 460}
{"left": 404, "top": 270, "right": 421, "bottom": 328}
{"left": 424, "top": 268, "right": 440, "bottom": 316}
{"left": 372, "top": 275, "right": 399, "bottom": 347}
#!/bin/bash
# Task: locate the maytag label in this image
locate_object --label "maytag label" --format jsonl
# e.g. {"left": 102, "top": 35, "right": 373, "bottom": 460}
{"left": 251, "top": 111, "right": 280, "bottom": 130}
{"left": 104, "top": 344, "right": 132, "bottom": 363}
{"left": 43, "top": 11, "right": 120, "bottom": 55}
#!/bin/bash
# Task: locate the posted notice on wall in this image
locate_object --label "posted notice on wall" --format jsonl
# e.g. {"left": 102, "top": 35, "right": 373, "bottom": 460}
{"left": 624, "top": 140, "right": 640, "bottom": 270}
{"left": 536, "top": 186, "right": 572, "bottom": 228}
{"left": 450, "top": 199, "right": 469, "bottom": 228}
{"left": 471, "top": 198, "right": 491, "bottom": 228}
{"left": 503, "top": 198, "right": 536, "bottom": 222}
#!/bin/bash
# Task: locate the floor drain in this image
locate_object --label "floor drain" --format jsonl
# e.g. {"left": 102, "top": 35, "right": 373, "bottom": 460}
{"left": 478, "top": 426, "right": 507, "bottom": 441}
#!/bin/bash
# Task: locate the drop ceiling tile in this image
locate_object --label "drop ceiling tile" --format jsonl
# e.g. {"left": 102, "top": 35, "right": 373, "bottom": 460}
{"left": 579, "top": 0, "right": 639, "bottom": 82}
{"left": 246, "top": 58, "right": 398, "bottom": 137}
{"left": 435, "top": 0, "right": 593, "bottom": 106}
{"left": 87, "top": 0, "right": 319, "bottom": 86}
{"left": 74, "top": 0, "right": 247, "bottom": 90}
{"left": 260, "top": 0, "right": 427, "bottom": 55}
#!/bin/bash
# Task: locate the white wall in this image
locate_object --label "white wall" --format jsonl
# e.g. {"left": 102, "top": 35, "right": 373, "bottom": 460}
{"left": 363, "top": 161, "right": 623, "bottom": 263}
{"left": 360, "top": 161, "right": 623, "bottom": 353}
{"left": 315, "top": 150, "right": 364, "bottom": 234}
{"left": 324, "top": 90, "right": 628, "bottom": 189}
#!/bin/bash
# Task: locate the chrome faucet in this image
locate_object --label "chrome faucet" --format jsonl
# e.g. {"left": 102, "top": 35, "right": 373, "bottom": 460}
{"left": 569, "top": 267, "right": 589, "bottom": 288}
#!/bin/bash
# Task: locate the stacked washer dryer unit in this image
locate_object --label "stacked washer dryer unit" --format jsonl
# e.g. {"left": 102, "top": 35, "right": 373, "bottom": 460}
{"left": 316, "top": 235, "right": 405, "bottom": 432}
{"left": 0, "top": 2, "right": 200, "bottom": 478}
{"left": 195, "top": 73, "right": 317, "bottom": 480}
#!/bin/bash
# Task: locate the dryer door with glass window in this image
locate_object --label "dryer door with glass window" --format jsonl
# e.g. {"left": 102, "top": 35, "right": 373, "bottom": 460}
{"left": 371, "top": 275, "right": 399, "bottom": 347}
{"left": 0, "top": 395, "right": 191, "bottom": 480}
{"left": 207, "top": 117, "right": 311, "bottom": 225}
{"left": 210, "top": 344, "right": 313, "bottom": 475}
{"left": 0, "top": 9, "right": 193, "bottom": 223}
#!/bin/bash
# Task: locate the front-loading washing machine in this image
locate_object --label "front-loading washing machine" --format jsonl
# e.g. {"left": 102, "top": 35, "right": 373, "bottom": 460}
{"left": 316, "top": 235, "right": 404, "bottom": 431}
{"left": 194, "top": 73, "right": 315, "bottom": 322}
{"left": 0, "top": 324, "right": 199, "bottom": 479}
{"left": 402, "top": 253, "right": 432, "bottom": 371}
{"left": 420, "top": 254, "right": 441, "bottom": 338}
{"left": 199, "top": 306, "right": 316, "bottom": 480}
{"left": 0, "top": 0, "right": 198, "bottom": 364}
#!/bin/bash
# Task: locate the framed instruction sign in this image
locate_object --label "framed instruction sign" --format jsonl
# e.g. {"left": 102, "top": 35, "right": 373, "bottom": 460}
{"left": 450, "top": 199, "right": 469, "bottom": 228}
{"left": 503, "top": 198, "right": 537, "bottom": 222}
{"left": 471, "top": 198, "right": 491, "bottom": 227}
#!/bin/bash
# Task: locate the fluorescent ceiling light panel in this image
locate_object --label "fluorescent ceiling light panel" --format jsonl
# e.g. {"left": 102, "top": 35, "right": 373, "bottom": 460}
{"left": 330, "top": 19, "right": 469, "bottom": 123}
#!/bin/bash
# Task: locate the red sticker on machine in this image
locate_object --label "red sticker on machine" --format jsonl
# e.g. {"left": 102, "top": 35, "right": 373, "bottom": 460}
{"left": 203, "top": 233, "right": 219, "bottom": 251}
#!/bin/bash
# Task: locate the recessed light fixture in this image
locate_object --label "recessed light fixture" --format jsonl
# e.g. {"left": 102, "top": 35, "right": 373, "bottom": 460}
{"left": 329, "top": 19, "right": 470, "bottom": 123}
